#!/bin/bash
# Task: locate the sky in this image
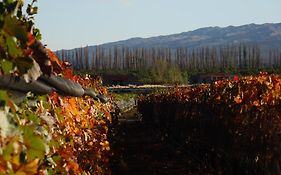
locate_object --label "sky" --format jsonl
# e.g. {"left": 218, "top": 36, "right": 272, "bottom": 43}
{"left": 33, "top": 0, "right": 281, "bottom": 50}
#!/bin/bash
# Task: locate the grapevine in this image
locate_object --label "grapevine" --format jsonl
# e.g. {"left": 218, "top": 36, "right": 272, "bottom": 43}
{"left": 0, "top": 1, "right": 113, "bottom": 174}
{"left": 138, "top": 73, "right": 281, "bottom": 174}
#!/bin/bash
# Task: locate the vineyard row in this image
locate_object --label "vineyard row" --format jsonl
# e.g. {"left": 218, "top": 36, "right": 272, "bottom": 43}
{"left": 138, "top": 73, "right": 281, "bottom": 174}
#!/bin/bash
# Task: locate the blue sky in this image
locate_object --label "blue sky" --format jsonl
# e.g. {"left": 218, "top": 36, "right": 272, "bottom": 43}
{"left": 34, "top": 0, "right": 281, "bottom": 50}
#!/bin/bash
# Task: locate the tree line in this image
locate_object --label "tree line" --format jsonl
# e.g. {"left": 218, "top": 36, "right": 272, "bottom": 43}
{"left": 57, "top": 44, "right": 281, "bottom": 74}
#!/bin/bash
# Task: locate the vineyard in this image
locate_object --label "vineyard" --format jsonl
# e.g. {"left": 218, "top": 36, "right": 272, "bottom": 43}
{"left": 138, "top": 73, "right": 281, "bottom": 174}
{"left": 1, "top": 0, "right": 281, "bottom": 175}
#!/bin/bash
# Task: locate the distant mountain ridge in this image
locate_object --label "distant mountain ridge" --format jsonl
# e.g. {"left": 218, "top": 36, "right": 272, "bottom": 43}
{"left": 57, "top": 23, "right": 281, "bottom": 57}
{"left": 91, "top": 23, "right": 281, "bottom": 51}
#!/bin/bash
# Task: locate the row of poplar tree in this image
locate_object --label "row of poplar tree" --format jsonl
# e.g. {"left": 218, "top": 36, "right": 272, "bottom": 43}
{"left": 57, "top": 44, "right": 281, "bottom": 75}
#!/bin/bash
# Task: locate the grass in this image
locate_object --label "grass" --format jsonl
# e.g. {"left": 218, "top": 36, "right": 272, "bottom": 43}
{"left": 111, "top": 92, "right": 139, "bottom": 102}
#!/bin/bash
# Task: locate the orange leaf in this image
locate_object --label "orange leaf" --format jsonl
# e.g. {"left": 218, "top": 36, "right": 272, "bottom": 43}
{"left": 46, "top": 49, "right": 63, "bottom": 73}
{"left": 62, "top": 68, "right": 74, "bottom": 80}
{"left": 253, "top": 100, "right": 260, "bottom": 107}
{"left": 68, "top": 98, "right": 79, "bottom": 116}
{"left": 16, "top": 158, "right": 39, "bottom": 175}
{"left": 234, "top": 95, "right": 242, "bottom": 104}
{"left": 27, "top": 32, "right": 35, "bottom": 46}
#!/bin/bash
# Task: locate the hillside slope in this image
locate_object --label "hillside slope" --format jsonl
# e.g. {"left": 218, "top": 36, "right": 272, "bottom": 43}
{"left": 96, "top": 23, "right": 281, "bottom": 50}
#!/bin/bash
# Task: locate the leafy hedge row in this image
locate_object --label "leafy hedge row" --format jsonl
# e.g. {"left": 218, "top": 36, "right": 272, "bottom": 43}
{"left": 0, "top": 1, "right": 113, "bottom": 174}
{"left": 0, "top": 74, "right": 113, "bottom": 175}
{"left": 138, "top": 73, "right": 281, "bottom": 175}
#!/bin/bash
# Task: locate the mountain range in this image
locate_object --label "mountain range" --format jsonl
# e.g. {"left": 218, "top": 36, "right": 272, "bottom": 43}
{"left": 93, "top": 23, "right": 281, "bottom": 50}
{"left": 58, "top": 23, "right": 281, "bottom": 55}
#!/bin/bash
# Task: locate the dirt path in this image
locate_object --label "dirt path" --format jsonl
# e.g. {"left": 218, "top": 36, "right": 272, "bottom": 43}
{"left": 110, "top": 110, "right": 199, "bottom": 175}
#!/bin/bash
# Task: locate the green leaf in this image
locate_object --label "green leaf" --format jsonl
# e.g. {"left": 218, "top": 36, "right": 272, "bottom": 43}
{"left": 33, "top": 28, "right": 41, "bottom": 40}
{"left": 0, "top": 90, "right": 8, "bottom": 106}
{"left": 29, "top": 136, "right": 46, "bottom": 152}
{"left": 46, "top": 168, "right": 55, "bottom": 175}
{"left": 5, "top": 1, "right": 18, "bottom": 14}
{"left": 6, "top": 36, "right": 22, "bottom": 58}
{"left": 3, "top": 142, "right": 14, "bottom": 161}
{"left": 23, "top": 125, "right": 33, "bottom": 138}
{"left": 27, "top": 148, "right": 45, "bottom": 160}
{"left": 52, "top": 154, "right": 61, "bottom": 162}
{"left": 49, "top": 139, "right": 60, "bottom": 148}
{"left": 55, "top": 108, "right": 63, "bottom": 122}
{"left": 0, "top": 15, "right": 4, "bottom": 29}
{"left": 4, "top": 16, "right": 28, "bottom": 47}
{"left": 38, "top": 95, "right": 51, "bottom": 109}
{"left": 23, "top": 126, "right": 46, "bottom": 159}
{"left": 15, "top": 56, "right": 33, "bottom": 74}
{"left": 27, "top": 112, "right": 39, "bottom": 124}
{"left": 0, "top": 59, "right": 13, "bottom": 73}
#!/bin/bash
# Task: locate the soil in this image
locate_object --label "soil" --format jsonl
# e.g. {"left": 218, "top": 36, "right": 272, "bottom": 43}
{"left": 110, "top": 109, "right": 201, "bottom": 175}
